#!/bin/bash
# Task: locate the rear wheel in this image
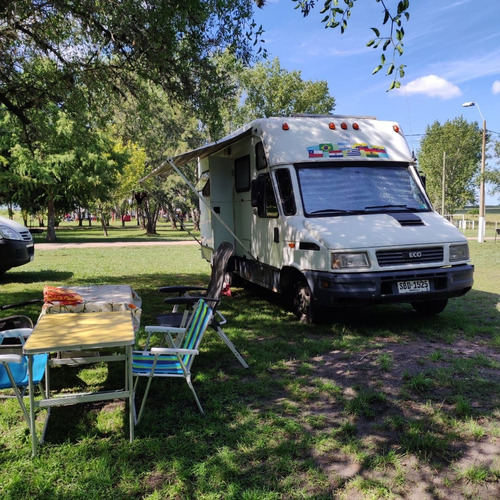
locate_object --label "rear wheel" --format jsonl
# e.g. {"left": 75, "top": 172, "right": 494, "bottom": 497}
{"left": 411, "top": 298, "right": 448, "bottom": 316}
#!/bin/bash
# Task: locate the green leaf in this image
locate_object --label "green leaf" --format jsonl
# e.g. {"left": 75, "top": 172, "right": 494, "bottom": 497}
{"left": 380, "top": 53, "right": 386, "bottom": 64}
{"left": 383, "top": 39, "right": 391, "bottom": 51}
{"left": 386, "top": 63, "right": 395, "bottom": 76}
{"left": 373, "top": 65, "right": 383, "bottom": 75}
{"left": 370, "top": 27, "right": 381, "bottom": 37}
{"left": 366, "top": 40, "right": 375, "bottom": 47}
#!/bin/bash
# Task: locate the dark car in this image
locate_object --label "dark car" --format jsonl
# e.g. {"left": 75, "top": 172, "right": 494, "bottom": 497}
{"left": 0, "top": 216, "right": 34, "bottom": 274}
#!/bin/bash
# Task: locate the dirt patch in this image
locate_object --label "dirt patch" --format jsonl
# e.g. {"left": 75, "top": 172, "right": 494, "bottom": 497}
{"left": 271, "top": 337, "right": 500, "bottom": 498}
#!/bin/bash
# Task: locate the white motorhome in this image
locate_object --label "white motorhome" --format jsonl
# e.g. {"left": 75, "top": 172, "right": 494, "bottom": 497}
{"left": 162, "top": 115, "right": 474, "bottom": 322}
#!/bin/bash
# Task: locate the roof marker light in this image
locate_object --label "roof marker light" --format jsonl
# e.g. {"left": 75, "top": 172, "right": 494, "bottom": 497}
{"left": 282, "top": 123, "right": 289, "bottom": 131}
{"left": 352, "top": 122, "right": 359, "bottom": 130}
{"left": 393, "top": 125, "right": 400, "bottom": 133}
{"left": 329, "top": 122, "right": 336, "bottom": 130}
{"left": 341, "top": 122, "right": 348, "bottom": 130}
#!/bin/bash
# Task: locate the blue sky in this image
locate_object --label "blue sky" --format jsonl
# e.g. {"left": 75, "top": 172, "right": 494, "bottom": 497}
{"left": 252, "top": 0, "right": 500, "bottom": 205}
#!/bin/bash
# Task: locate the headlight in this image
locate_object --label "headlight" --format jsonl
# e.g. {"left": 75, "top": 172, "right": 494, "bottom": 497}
{"left": 0, "top": 224, "right": 22, "bottom": 241}
{"left": 332, "top": 252, "right": 370, "bottom": 269}
{"left": 449, "top": 244, "right": 469, "bottom": 262}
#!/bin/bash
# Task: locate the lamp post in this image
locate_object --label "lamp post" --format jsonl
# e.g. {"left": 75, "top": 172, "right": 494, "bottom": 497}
{"left": 462, "top": 101, "right": 486, "bottom": 242}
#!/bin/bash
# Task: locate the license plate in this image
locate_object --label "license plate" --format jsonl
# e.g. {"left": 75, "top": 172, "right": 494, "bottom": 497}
{"left": 397, "top": 279, "right": 430, "bottom": 294}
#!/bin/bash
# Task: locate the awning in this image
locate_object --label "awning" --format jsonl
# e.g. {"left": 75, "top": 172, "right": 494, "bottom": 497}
{"left": 142, "top": 125, "right": 253, "bottom": 181}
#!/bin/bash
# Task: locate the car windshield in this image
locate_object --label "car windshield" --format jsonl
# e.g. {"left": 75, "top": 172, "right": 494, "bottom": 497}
{"left": 296, "top": 163, "right": 430, "bottom": 216}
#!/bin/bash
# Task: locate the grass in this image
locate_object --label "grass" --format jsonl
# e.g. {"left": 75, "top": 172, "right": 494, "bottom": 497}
{"left": 0, "top": 227, "right": 499, "bottom": 499}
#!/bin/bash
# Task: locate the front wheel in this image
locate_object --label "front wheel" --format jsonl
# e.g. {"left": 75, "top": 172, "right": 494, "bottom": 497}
{"left": 411, "top": 298, "right": 448, "bottom": 316}
{"left": 293, "top": 280, "right": 318, "bottom": 324}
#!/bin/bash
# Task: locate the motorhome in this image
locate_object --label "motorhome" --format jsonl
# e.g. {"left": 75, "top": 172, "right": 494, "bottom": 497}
{"left": 161, "top": 115, "right": 474, "bottom": 322}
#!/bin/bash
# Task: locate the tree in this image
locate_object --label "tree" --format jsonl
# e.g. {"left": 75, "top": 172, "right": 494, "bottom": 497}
{"left": 1, "top": 1, "right": 264, "bottom": 141}
{"left": 241, "top": 58, "right": 335, "bottom": 119}
{"left": 417, "top": 117, "right": 483, "bottom": 214}
{"left": 111, "top": 79, "right": 207, "bottom": 235}
{"left": 8, "top": 103, "right": 126, "bottom": 241}
{"left": 490, "top": 141, "right": 500, "bottom": 196}
{"left": 218, "top": 55, "right": 336, "bottom": 133}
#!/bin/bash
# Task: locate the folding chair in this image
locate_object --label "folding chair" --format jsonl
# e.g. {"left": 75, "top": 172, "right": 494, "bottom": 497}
{"left": 156, "top": 241, "right": 248, "bottom": 368}
{"left": 0, "top": 336, "right": 48, "bottom": 428}
{"left": 132, "top": 299, "right": 213, "bottom": 424}
{"left": 0, "top": 298, "right": 41, "bottom": 352}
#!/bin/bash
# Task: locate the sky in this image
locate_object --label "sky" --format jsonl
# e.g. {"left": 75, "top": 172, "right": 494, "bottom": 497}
{"left": 252, "top": 0, "right": 500, "bottom": 205}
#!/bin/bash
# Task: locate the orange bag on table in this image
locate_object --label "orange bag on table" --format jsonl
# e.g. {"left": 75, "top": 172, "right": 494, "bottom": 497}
{"left": 43, "top": 286, "right": 84, "bottom": 306}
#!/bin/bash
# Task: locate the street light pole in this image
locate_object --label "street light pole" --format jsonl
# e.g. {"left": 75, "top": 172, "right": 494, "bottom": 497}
{"left": 462, "top": 101, "right": 486, "bottom": 243}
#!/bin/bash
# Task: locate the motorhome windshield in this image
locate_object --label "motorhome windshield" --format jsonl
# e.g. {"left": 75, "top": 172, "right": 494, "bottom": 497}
{"left": 296, "top": 163, "right": 431, "bottom": 216}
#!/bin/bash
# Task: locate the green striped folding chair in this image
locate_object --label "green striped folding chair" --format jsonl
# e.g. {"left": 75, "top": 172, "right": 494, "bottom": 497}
{"left": 132, "top": 299, "right": 213, "bottom": 424}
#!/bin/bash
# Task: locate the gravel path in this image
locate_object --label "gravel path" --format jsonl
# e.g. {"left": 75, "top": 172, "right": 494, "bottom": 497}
{"left": 35, "top": 240, "right": 199, "bottom": 250}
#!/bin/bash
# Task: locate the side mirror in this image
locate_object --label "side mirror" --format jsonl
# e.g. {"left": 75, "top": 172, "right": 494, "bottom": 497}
{"left": 418, "top": 170, "right": 427, "bottom": 190}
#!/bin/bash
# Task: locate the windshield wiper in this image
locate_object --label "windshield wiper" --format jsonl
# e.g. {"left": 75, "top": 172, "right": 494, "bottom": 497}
{"left": 364, "top": 204, "right": 422, "bottom": 212}
{"left": 310, "top": 208, "right": 361, "bottom": 215}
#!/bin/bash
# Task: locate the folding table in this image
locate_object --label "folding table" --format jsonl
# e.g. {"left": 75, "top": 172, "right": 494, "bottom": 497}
{"left": 23, "top": 310, "right": 135, "bottom": 456}
{"left": 40, "top": 284, "right": 142, "bottom": 332}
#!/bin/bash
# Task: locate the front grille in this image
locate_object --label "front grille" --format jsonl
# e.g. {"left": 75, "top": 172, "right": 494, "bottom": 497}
{"left": 376, "top": 247, "right": 443, "bottom": 266}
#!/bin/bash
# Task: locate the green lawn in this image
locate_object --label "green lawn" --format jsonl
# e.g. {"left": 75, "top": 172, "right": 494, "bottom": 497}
{"left": 0, "top": 232, "right": 499, "bottom": 499}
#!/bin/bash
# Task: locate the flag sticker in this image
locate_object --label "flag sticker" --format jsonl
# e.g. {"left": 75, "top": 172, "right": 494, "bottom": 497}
{"left": 307, "top": 143, "right": 389, "bottom": 159}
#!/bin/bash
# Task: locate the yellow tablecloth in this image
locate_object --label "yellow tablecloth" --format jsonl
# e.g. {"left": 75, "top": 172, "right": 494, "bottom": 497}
{"left": 41, "top": 285, "right": 142, "bottom": 332}
{"left": 24, "top": 310, "right": 135, "bottom": 353}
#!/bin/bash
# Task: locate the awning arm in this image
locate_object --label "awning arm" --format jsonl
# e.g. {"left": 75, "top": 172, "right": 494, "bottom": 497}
{"left": 164, "top": 158, "right": 256, "bottom": 260}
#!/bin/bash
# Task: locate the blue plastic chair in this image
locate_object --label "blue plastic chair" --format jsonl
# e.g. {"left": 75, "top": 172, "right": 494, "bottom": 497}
{"left": 132, "top": 299, "right": 213, "bottom": 423}
{"left": 0, "top": 345, "right": 48, "bottom": 427}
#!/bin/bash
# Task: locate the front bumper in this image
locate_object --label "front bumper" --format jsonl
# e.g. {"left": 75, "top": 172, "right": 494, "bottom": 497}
{"left": 0, "top": 240, "right": 34, "bottom": 271}
{"left": 308, "top": 264, "right": 474, "bottom": 306}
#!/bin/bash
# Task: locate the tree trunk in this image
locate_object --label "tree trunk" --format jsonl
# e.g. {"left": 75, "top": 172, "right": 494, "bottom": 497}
{"left": 99, "top": 204, "right": 108, "bottom": 236}
{"left": 191, "top": 207, "right": 200, "bottom": 231}
{"left": 168, "top": 212, "right": 177, "bottom": 229}
{"left": 142, "top": 199, "right": 158, "bottom": 235}
{"left": 46, "top": 197, "right": 57, "bottom": 242}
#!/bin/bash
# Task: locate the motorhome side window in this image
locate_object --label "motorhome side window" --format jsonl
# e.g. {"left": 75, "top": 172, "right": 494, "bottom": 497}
{"left": 235, "top": 155, "right": 251, "bottom": 192}
{"left": 254, "top": 173, "right": 278, "bottom": 218}
{"left": 275, "top": 169, "right": 296, "bottom": 216}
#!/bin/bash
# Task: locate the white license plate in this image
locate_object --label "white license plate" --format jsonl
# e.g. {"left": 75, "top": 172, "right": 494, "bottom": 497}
{"left": 397, "top": 279, "right": 430, "bottom": 294}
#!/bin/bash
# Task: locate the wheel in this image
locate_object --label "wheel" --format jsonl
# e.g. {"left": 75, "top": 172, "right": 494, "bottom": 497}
{"left": 411, "top": 299, "right": 448, "bottom": 316}
{"left": 293, "top": 280, "right": 317, "bottom": 324}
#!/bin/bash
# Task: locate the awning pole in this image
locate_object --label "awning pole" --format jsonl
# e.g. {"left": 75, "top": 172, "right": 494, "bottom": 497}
{"left": 165, "top": 158, "right": 256, "bottom": 260}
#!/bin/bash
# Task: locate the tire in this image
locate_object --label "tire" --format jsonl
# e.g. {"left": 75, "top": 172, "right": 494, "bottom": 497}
{"left": 293, "top": 280, "right": 317, "bottom": 324}
{"left": 411, "top": 298, "right": 448, "bottom": 316}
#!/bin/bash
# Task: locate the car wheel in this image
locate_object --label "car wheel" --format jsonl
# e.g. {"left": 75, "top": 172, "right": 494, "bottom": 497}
{"left": 293, "top": 280, "right": 317, "bottom": 324}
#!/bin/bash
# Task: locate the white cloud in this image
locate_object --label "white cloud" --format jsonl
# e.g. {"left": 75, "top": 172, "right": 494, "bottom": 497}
{"left": 493, "top": 81, "right": 500, "bottom": 94}
{"left": 397, "top": 75, "right": 461, "bottom": 99}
